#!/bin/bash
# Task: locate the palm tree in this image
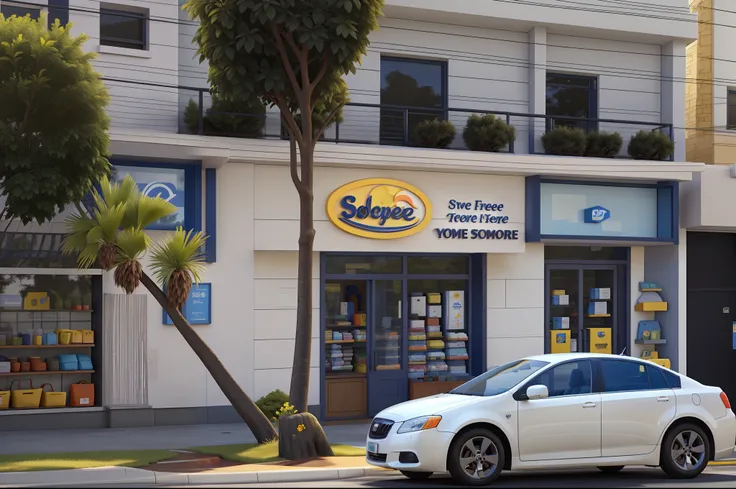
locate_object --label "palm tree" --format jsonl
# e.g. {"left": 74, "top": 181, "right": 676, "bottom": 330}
{"left": 62, "top": 175, "right": 277, "bottom": 444}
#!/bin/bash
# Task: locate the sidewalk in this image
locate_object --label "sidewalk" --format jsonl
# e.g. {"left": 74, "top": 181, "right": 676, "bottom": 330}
{"left": 0, "top": 422, "right": 370, "bottom": 455}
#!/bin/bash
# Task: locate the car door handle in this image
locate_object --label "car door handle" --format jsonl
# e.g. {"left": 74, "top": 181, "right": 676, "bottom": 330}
{"left": 582, "top": 401, "right": 597, "bottom": 408}
{"left": 657, "top": 396, "right": 670, "bottom": 402}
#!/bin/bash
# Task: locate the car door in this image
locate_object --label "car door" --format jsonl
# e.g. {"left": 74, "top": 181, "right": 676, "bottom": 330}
{"left": 598, "top": 359, "right": 677, "bottom": 457}
{"left": 517, "top": 360, "right": 602, "bottom": 461}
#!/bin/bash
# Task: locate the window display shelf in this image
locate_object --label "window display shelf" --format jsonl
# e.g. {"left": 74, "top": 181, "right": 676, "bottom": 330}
{"left": 635, "top": 339, "right": 667, "bottom": 345}
{"left": 325, "top": 339, "right": 355, "bottom": 344}
{"left": 0, "top": 370, "right": 94, "bottom": 377}
{"left": 0, "top": 344, "right": 94, "bottom": 349}
{"left": 587, "top": 314, "right": 611, "bottom": 318}
{"left": 0, "top": 309, "right": 94, "bottom": 313}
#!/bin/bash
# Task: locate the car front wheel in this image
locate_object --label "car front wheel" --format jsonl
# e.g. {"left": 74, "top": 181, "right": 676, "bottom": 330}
{"left": 660, "top": 423, "right": 710, "bottom": 479}
{"left": 447, "top": 428, "right": 505, "bottom": 486}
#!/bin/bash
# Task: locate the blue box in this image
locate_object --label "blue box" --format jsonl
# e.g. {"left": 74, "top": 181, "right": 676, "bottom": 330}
{"left": 76, "top": 354, "right": 93, "bottom": 371}
{"left": 58, "top": 354, "right": 79, "bottom": 371}
{"left": 551, "top": 295, "right": 569, "bottom": 306}
{"left": 43, "top": 332, "right": 57, "bottom": 345}
{"left": 552, "top": 317, "right": 570, "bottom": 330}
{"left": 590, "top": 288, "right": 611, "bottom": 300}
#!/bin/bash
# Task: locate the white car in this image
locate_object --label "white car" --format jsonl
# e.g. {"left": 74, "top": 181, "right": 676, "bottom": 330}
{"left": 365, "top": 353, "right": 736, "bottom": 486}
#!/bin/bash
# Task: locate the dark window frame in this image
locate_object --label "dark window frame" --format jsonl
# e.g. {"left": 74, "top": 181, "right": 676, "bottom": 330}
{"left": 99, "top": 7, "right": 147, "bottom": 50}
{"left": 546, "top": 72, "right": 599, "bottom": 133}
{"left": 728, "top": 89, "right": 736, "bottom": 130}
{"left": 1, "top": 3, "right": 41, "bottom": 20}
{"left": 379, "top": 56, "right": 449, "bottom": 146}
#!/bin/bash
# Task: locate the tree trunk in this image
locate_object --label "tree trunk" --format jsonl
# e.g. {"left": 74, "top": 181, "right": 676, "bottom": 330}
{"left": 140, "top": 272, "right": 277, "bottom": 444}
{"left": 289, "top": 139, "right": 315, "bottom": 415}
{"left": 278, "top": 412, "right": 333, "bottom": 460}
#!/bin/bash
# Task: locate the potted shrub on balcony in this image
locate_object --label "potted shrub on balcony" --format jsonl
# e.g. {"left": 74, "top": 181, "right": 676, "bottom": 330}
{"left": 627, "top": 130, "right": 674, "bottom": 160}
{"left": 462, "top": 114, "right": 516, "bottom": 152}
{"left": 414, "top": 119, "right": 456, "bottom": 149}
{"left": 541, "top": 126, "right": 587, "bottom": 156}
{"left": 585, "top": 131, "right": 623, "bottom": 158}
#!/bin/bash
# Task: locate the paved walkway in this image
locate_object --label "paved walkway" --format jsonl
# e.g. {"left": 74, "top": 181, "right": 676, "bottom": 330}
{"left": 0, "top": 422, "right": 370, "bottom": 455}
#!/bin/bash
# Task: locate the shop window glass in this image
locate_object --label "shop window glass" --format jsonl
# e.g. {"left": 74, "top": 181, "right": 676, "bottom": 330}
{"left": 100, "top": 7, "right": 147, "bottom": 50}
{"left": 325, "top": 255, "right": 402, "bottom": 275}
{"left": 600, "top": 359, "right": 651, "bottom": 393}
{"left": 729, "top": 90, "right": 736, "bottom": 130}
{"left": 407, "top": 255, "right": 469, "bottom": 275}
{"left": 546, "top": 73, "right": 597, "bottom": 132}
{"left": 545, "top": 246, "right": 627, "bottom": 261}
{"left": 111, "top": 165, "right": 186, "bottom": 230}
{"left": 380, "top": 57, "right": 446, "bottom": 145}
{"left": 532, "top": 360, "right": 592, "bottom": 397}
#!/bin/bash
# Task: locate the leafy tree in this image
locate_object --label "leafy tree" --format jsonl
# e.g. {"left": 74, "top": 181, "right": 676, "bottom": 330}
{"left": 0, "top": 13, "right": 110, "bottom": 224}
{"left": 63, "top": 176, "right": 277, "bottom": 444}
{"left": 185, "top": 0, "right": 384, "bottom": 427}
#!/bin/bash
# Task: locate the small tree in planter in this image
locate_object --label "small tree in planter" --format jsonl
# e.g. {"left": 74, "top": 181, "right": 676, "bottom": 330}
{"left": 462, "top": 114, "right": 516, "bottom": 152}
{"left": 541, "top": 126, "right": 587, "bottom": 156}
{"left": 585, "top": 131, "right": 623, "bottom": 158}
{"left": 414, "top": 119, "right": 456, "bottom": 149}
{"left": 627, "top": 130, "right": 674, "bottom": 160}
{"left": 183, "top": 96, "right": 266, "bottom": 138}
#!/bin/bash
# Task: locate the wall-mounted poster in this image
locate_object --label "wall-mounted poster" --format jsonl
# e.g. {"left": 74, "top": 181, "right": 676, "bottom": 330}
{"left": 163, "top": 283, "right": 212, "bottom": 325}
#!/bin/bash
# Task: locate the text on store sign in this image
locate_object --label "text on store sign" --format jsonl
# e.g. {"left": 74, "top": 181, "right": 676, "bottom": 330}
{"left": 435, "top": 199, "right": 519, "bottom": 240}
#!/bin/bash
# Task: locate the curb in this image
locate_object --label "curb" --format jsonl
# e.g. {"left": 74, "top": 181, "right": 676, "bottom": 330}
{"left": 0, "top": 465, "right": 389, "bottom": 487}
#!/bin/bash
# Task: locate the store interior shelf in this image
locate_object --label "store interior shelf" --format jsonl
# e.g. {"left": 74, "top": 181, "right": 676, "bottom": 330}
{"left": 0, "top": 344, "right": 94, "bottom": 349}
{"left": 325, "top": 339, "right": 356, "bottom": 344}
{"left": 0, "top": 309, "right": 93, "bottom": 313}
{"left": 587, "top": 314, "right": 611, "bottom": 318}
{"left": 0, "top": 370, "right": 94, "bottom": 377}
{"left": 635, "top": 339, "right": 667, "bottom": 345}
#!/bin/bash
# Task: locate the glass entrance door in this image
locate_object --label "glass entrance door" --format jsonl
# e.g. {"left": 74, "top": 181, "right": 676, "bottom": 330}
{"left": 546, "top": 266, "right": 618, "bottom": 354}
{"left": 367, "top": 279, "right": 407, "bottom": 416}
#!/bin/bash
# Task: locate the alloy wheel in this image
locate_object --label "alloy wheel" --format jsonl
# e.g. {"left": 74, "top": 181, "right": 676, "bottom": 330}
{"left": 458, "top": 435, "right": 499, "bottom": 479}
{"left": 671, "top": 430, "right": 707, "bottom": 472}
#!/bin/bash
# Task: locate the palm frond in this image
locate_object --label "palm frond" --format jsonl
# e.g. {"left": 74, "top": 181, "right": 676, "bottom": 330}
{"left": 123, "top": 195, "right": 177, "bottom": 230}
{"left": 149, "top": 227, "right": 208, "bottom": 286}
{"left": 95, "top": 203, "right": 127, "bottom": 242}
{"left": 115, "top": 228, "right": 148, "bottom": 262}
{"left": 77, "top": 243, "right": 102, "bottom": 269}
{"left": 61, "top": 213, "right": 96, "bottom": 255}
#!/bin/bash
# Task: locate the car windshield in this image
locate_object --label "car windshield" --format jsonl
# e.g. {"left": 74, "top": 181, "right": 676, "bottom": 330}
{"left": 450, "top": 359, "right": 550, "bottom": 396}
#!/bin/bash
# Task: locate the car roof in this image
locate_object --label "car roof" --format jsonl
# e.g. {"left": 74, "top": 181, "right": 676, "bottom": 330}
{"left": 523, "top": 352, "right": 649, "bottom": 364}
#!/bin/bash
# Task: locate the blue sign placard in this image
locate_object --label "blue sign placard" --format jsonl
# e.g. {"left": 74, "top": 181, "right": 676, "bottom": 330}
{"left": 163, "top": 283, "right": 212, "bottom": 325}
{"left": 583, "top": 205, "right": 611, "bottom": 224}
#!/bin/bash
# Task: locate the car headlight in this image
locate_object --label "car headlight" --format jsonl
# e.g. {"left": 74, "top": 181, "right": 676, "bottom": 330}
{"left": 397, "top": 415, "right": 442, "bottom": 434}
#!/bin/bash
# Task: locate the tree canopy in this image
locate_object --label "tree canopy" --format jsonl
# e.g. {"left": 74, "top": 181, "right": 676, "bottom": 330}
{"left": 0, "top": 14, "right": 110, "bottom": 224}
{"left": 185, "top": 0, "right": 383, "bottom": 144}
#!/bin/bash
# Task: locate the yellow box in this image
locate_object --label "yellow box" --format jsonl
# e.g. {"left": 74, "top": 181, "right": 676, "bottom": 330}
{"left": 0, "top": 390, "right": 9, "bottom": 410}
{"left": 23, "top": 292, "right": 50, "bottom": 311}
{"left": 550, "top": 330, "right": 570, "bottom": 354}
{"left": 552, "top": 290, "right": 566, "bottom": 296}
{"left": 56, "top": 329, "right": 72, "bottom": 345}
{"left": 82, "top": 330, "right": 94, "bottom": 344}
{"left": 589, "top": 328, "right": 612, "bottom": 354}
{"left": 641, "top": 350, "right": 659, "bottom": 359}
{"left": 649, "top": 358, "right": 671, "bottom": 369}
{"left": 70, "top": 330, "right": 83, "bottom": 344}
{"left": 635, "top": 302, "right": 668, "bottom": 312}
{"left": 427, "top": 293, "right": 442, "bottom": 304}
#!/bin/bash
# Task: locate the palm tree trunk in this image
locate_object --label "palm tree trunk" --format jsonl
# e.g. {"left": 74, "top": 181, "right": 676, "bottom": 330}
{"left": 140, "top": 272, "right": 277, "bottom": 444}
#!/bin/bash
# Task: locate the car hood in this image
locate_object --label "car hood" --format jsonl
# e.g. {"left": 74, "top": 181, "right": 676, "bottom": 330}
{"left": 377, "top": 393, "right": 482, "bottom": 422}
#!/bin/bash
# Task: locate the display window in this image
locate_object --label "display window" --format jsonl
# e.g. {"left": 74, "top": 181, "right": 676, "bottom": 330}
{"left": 0, "top": 274, "right": 99, "bottom": 411}
{"left": 321, "top": 253, "right": 482, "bottom": 420}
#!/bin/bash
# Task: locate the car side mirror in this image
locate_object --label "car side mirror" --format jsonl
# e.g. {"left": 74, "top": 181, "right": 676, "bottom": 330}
{"left": 525, "top": 384, "right": 549, "bottom": 400}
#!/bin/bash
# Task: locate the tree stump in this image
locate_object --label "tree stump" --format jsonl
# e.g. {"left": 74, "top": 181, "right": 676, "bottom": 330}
{"left": 278, "top": 412, "right": 334, "bottom": 460}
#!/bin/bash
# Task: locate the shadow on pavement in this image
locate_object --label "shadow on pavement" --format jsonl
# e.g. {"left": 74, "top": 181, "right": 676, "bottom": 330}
{"left": 360, "top": 468, "right": 736, "bottom": 488}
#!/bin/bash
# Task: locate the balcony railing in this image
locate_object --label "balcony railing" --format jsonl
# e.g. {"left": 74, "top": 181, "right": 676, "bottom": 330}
{"left": 179, "top": 88, "right": 674, "bottom": 160}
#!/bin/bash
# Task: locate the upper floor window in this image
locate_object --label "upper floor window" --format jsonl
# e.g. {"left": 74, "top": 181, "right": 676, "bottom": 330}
{"left": 379, "top": 57, "right": 447, "bottom": 146}
{"left": 728, "top": 90, "right": 736, "bottom": 130}
{"left": 100, "top": 6, "right": 147, "bottom": 50}
{"left": 1, "top": 2, "right": 41, "bottom": 20}
{"left": 546, "top": 73, "right": 598, "bottom": 133}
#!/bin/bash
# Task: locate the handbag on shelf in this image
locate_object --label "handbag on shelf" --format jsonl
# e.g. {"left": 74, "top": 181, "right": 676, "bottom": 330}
{"left": 40, "top": 383, "right": 67, "bottom": 408}
{"left": 10, "top": 379, "right": 42, "bottom": 409}
{"left": 70, "top": 381, "right": 94, "bottom": 407}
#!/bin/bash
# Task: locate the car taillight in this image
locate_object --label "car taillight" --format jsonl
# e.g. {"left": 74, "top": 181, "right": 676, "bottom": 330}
{"left": 721, "top": 391, "right": 731, "bottom": 409}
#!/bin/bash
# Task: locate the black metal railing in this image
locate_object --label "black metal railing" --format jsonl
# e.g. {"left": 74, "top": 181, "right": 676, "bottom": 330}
{"left": 180, "top": 87, "right": 675, "bottom": 161}
{"left": 0, "top": 232, "right": 79, "bottom": 268}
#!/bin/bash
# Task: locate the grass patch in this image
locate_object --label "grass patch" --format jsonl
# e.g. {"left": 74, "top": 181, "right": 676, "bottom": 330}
{"left": 0, "top": 449, "right": 176, "bottom": 473}
{"left": 190, "top": 441, "right": 365, "bottom": 464}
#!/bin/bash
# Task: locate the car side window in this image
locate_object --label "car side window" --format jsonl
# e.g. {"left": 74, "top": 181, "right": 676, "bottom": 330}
{"left": 531, "top": 360, "right": 592, "bottom": 397}
{"left": 600, "top": 359, "right": 652, "bottom": 393}
{"left": 647, "top": 365, "right": 669, "bottom": 390}
{"left": 662, "top": 369, "right": 682, "bottom": 389}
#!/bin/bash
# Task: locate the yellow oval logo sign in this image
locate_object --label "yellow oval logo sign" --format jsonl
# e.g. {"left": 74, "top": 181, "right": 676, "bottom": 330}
{"left": 326, "top": 178, "right": 433, "bottom": 240}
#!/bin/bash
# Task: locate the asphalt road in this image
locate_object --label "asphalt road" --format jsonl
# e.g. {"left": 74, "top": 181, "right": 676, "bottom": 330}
{"left": 91, "top": 465, "right": 736, "bottom": 488}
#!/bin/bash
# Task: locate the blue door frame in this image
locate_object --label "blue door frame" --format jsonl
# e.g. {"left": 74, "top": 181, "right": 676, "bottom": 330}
{"left": 319, "top": 253, "right": 486, "bottom": 421}
{"left": 544, "top": 259, "right": 630, "bottom": 356}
